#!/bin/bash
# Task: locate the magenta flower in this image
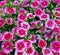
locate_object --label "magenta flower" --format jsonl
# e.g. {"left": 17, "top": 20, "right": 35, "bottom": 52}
{"left": 25, "top": 46, "right": 35, "bottom": 55}
{"left": 15, "top": 39, "right": 26, "bottom": 52}
{"left": 50, "top": 41, "right": 60, "bottom": 52}
{"left": 34, "top": 8, "right": 43, "bottom": 17}
{"left": 0, "top": 1, "right": 5, "bottom": 7}
{"left": 40, "top": 0, "right": 49, "bottom": 8}
{"left": 39, "top": 13, "right": 49, "bottom": 20}
{"left": 0, "top": 18, "right": 5, "bottom": 28}
{"left": 45, "top": 19, "right": 55, "bottom": 29}
{"left": 13, "top": 0, "right": 19, "bottom": 6}
{"left": 55, "top": 35, "right": 60, "bottom": 41}
{"left": 21, "top": 22, "right": 30, "bottom": 30}
{"left": 0, "top": 51, "right": 8, "bottom": 55}
{"left": 31, "top": 1, "right": 39, "bottom": 8}
{"left": 53, "top": 52, "right": 60, "bottom": 55}
{"left": 17, "top": 28, "right": 27, "bottom": 37}
{"left": 18, "top": 13, "right": 27, "bottom": 21}
{"left": 3, "top": 32, "right": 13, "bottom": 41}
{"left": 5, "top": 7, "right": 16, "bottom": 14}
{"left": 1, "top": 41, "right": 13, "bottom": 53}
{"left": 34, "top": 51, "right": 39, "bottom": 55}
{"left": 6, "top": 18, "right": 13, "bottom": 25}
{"left": 53, "top": 0, "right": 59, "bottom": 3}
{"left": 38, "top": 39, "right": 47, "bottom": 49}
{"left": 42, "top": 48, "right": 53, "bottom": 55}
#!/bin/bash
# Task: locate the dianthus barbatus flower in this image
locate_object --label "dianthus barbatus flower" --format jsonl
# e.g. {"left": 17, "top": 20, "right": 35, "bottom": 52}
{"left": 0, "top": 1, "right": 5, "bottom": 7}
{"left": 15, "top": 39, "right": 26, "bottom": 52}
{"left": 38, "top": 39, "right": 47, "bottom": 49}
{"left": 17, "top": 28, "right": 27, "bottom": 37}
{"left": 3, "top": 32, "right": 13, "bottom": 41}
{"left": 0, "top": 18, "right": 5, "bottom": 28}
{"left": 0, "top": 51, "right": 8, "bottom": 55}
{"left": 50, "top": 41, "right": 60, "bottom": 52}
{"left": 1, "top": 41, "right": 13, "bottom": 53}
{"left": 5, "top": 7, "right": 16, "bottom": 14}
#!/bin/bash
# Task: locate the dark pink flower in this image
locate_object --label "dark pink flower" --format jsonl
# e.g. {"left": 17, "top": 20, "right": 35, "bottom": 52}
{"left": 0, "top": 1, "right": 5, "bottom": 7}
{"left": 45, "top": 19, "right": 55, "bottom": 29}
{"left": 0, "top": 51, "right": 8, "bottom": 55}
{"left": 38, "top": 39, "right": 47, "bottom": 49}
{"left": 0, "top": 18, "right": 5, "bottom": 28}
{"left": 50, "top": 41, "right": 60, "bottom": 52}
{"left": 34, "top": 51, "right": 39, "bottom": 55}
{"left": 5, "top": 7, "right": 16, "bottom": 14}
{"left": 18, "top": 13, "right": 27, "bottom": 21}
{"left": 34, "top": 8, "right": 43, "bottom": 17}
{"left": 40, "top": 0, "right": 49, "bottom": 8}
{"left": 53, "top": 52, "right": 60, "bottom": 55}
{"left": 31, "top": 1, "right": 39, "bottom": 8}
{"left": 3, "top": 32, "right": 13, "bottom": 41}
{"left": 6, "top": 18, "right": 13, "bottom": 25}
{"left": 17, "top": 28, "right": 27, "bottom": 37}
{"left": 1, "top": 42, "right": 13, "bottom": 53}
{"left": 15, "top": 39, "right": 26, "bottom": 52}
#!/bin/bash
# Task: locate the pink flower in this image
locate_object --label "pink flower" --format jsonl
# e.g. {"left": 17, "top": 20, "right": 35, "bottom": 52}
{"left": 18, "top": 13, "right": 27, "bottom": 21}
{"left": 26, "top": 13, "right": 35, "bottom": 19}
{"left": 34, "top": 51, "right": 39, "bottom": 55}
{"left": 50, "top": 41, "right": 60, "bottom": 52}
{"left": 0, "top": 51, "right": 8, "bottom": 55}
{"left": 45, "top": 19, "right": 55, "bottom": 29}
{"left": 40, "top": 0, "right": 49, "bottom": 8}
{"left": 5, "top": 7, "right": 16, "bottom": 14}
{"left": 13, "top": 0, "right": 19, "bottom": 6}
{"left": 0, "top": 1, "right": 5, "bottom": 7}
{"left": 15, "top": 50, "right": 23, "bottom": 55}
{"left": 1, "top": 42, "right": 13, "bottom": 53}
{"left": 53, "top": 0, "right": 59, "bottom": 3}
{"left": 0, "top": 33, "right": 3, "bottom": 41}
{"left": 4, "top": 0, "right": 9, "bottom": 3}
{"left": 55, "top": 7, "right": 60, "bottom": 12}
{"left": 39, "top": 13, "right": 49, "bottom": 20}
{"left": 31, "top": 1, "right": 39, "bottom": 8}
{"left": 53, "top": 52, "right": 60, "bottom": 55}
{"left": 55, "top": 35, "right": 60, "bottom": 41}
{"left": 21, "top": 22, "right": 30, "bottom": 30}
{"left": 17, "top": 28, "right": 27, "bottom": 37}
{"left": 6, "top": 18, "right": 13, "bottom": 25}
{"left": 15, "top": 39, "right": 26, "bottom": 52}
{"left": 3, "top": 32, "right": 13, "bottom": 41}
{"left": 42, "top": 48, "right": 53, "bottom": 55}
{"left": 34, "top": 8, "right": 43, "bottom": 17}
{"left": 38, "top": 39, "right": 47, "bottom": 49}
{"left": 25, "top": 46, "right": 35, "bottom": 55}
{"left": 0, "top": 18, "right": 5, "bottom": 28}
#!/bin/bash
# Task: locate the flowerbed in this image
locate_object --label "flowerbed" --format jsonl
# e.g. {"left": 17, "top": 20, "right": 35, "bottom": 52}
{"left": 0, "top": 0, "right": 60, "bottom": 55}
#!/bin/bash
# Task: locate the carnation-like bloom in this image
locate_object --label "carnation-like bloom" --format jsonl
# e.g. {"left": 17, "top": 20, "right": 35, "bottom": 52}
{"left": 50, "top": 41, "right": 60, "bottom": 52}
{"left": 31, "top": 1, "right": 39, "bottom": 8}
{"left": 0, "top": 51, "right": 8, "bottom": 55}
{"left": 42, "top": 48, "right": 53, "bottom": 55}
{"left": 0, "top": 1, "right": 5, "bottom": 7}
{"left": 38, "top": 39, "right": 47, "bottom": 49}
{"left": 5, "top": 7, "right": 16, "bottom": 14}
{"left": 39, "top": 13, "right": 49, "bottom": 20}
{"left": 25, "top": 46, "right": 35, "bottom": 55}
{"left": 34, "top": 8, "right": 43, "bottom": 17}
{"left": 53, "top": 0, "right": 60, "bottom": 3}
{"left": 6, "top": 18, "right": 13, "bottom": 25}
{"left": 17, "top": 28, "right": 27, "bottom": 37}
{"left": 1, "top": 41, "right": 13, "bottom": 53}
{"left": 45, "top": 19, "right": 55, "bottom": 29}
{"left": 0, "top": 18, "right": 5, "bottom": 28}
{"left": 18, "top": 13, "right": 27, "bottom": 21}
{"left": 53, "top": 51, "right": 60, "bottom": 55}
{"left": 15, "top": 39, "right": 26, "bottom": 52}
{"left": 21, "top": 22, "right": 30, "bottom": 30}
{"left": 40, "top": 0, "right": 49, "bottom": 8}
{"left": 3, "top": 32, "right": 13, "bottom": 41}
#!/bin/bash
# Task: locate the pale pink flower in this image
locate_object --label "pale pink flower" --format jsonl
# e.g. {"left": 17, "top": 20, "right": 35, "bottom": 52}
{"left": 17, "top": 28, "right": 27, "bottom": 37}
{"left": 53, "top": 0, "right": 59, "bottom": 3}
{"left": 1, "top": 41, "right": 13, "bottom": 53}
{"left": 21, "top": 22, "right": 30, "bottom": 30}
{"left": 0, "top": 33, "right": 3, "bottom": 41}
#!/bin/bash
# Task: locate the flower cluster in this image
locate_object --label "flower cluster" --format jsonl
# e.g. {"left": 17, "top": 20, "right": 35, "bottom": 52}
{"left": 0, "top": 0, "right": 60, "bottom": 55}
